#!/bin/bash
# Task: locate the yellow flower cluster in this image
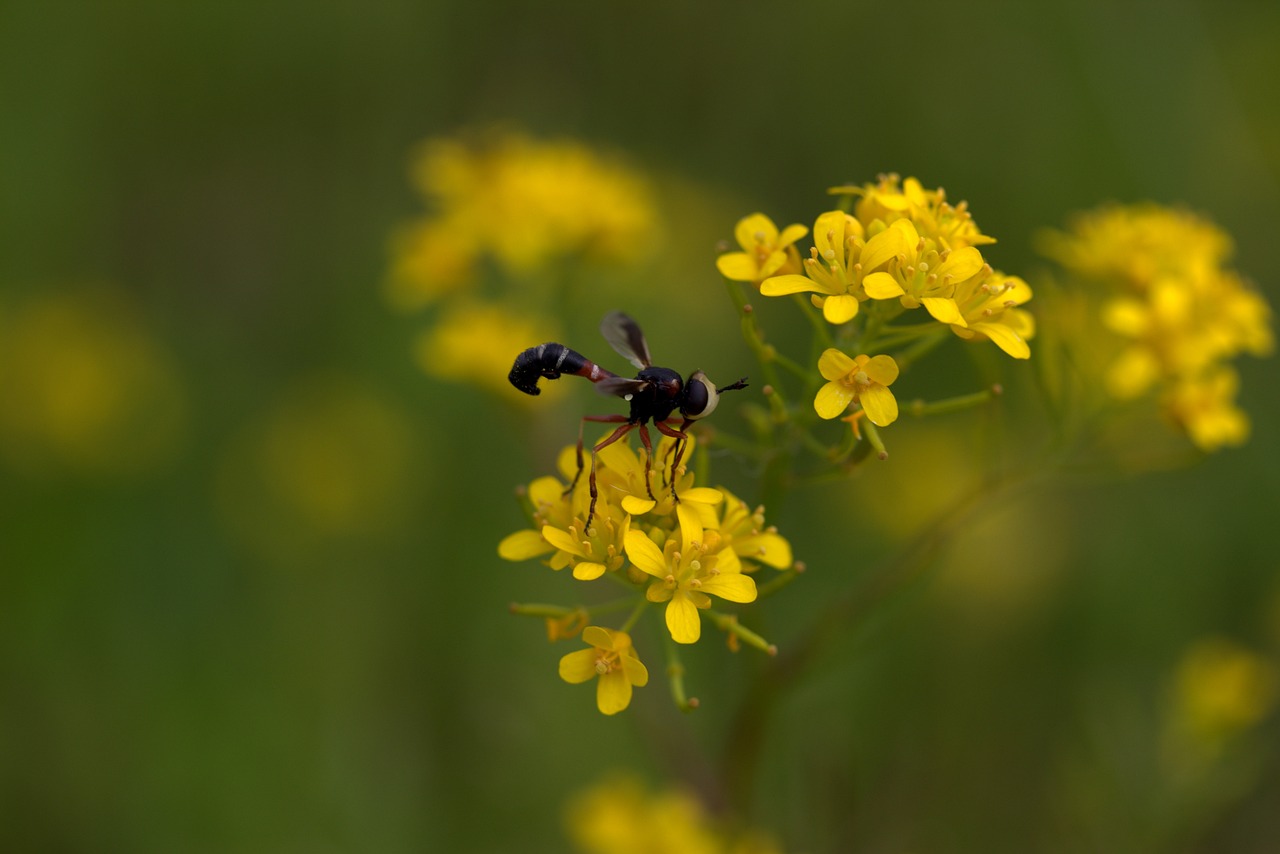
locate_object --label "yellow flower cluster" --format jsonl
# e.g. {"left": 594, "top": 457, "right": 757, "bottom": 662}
{"left": 720, "top": 175, "right": 1033, "bottom": 359}
{"left": 500, "top": 435, "right": 793, "bottom": 714}
{"left": 388, "top": 129, "right": 662, "bottom": 404}
{"left": 1041, "top": 203, "right": 1273, "bottom": 451}
{"left": 388, "top": 130, "right": 660, "bottom": 310}
{"left": 565, "top": 773, "right": 784, "bottom": 854}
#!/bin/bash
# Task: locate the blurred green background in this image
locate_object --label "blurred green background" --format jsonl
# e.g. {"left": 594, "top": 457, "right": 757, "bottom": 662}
{"left": 3, "top": 1, "right": 1279, "bottom": 851}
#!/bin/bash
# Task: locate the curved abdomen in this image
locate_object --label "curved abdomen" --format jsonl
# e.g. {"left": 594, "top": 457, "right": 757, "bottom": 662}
{"left": 508, "top": 343, "right": 614, "bottom": 395}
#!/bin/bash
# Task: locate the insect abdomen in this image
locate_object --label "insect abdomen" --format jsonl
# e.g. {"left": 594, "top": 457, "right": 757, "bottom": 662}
{"left": 508, "top": 343, "right": 595, "bottom": 395}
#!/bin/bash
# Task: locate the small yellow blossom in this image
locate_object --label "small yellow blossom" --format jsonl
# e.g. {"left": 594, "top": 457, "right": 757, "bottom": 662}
{"left": 559, "top": 627, "right": 649, "bottom": 715}
{"left": 596, "top": 433, "right": 722, "bottom": 527}
{"left": 498, "top": 475, "right": 575, "bottom": 563}
{"left": 625, "top": 514, "right": 756, "bottom": 644}
{"left": 943, "top": 270, "right": 1035, "bottom": 359}
{"left": 814, "top": 350, "right": 899, "bottom": 426}
{"left": 713, "top": 487, "right": 793, "bottom": 573}
{"left": 716, "top": 213, "right": 807, "bottom": 286}
{"left": 759, "top": 210, "right": 904, "bottom": 324}
{"left": 541, "top": 499, "right": 631, "bottom": 581}
{"left": 845, "top": 174, "right": 996, "bottom": 251}
{"left": 861, "top": 218, "right": 988, "bottom": 315}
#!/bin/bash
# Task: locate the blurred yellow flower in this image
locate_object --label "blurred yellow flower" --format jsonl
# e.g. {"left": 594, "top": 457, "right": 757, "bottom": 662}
{"left": 559, "top": 627, "right": 649, "bottom": 715}
{"left": 0, "top": 288, "right": 185, "bottom": 476}
{"left": 1165, "top": 637, "right": 1278, "bottom": 767}
{"left": 565, "top": 773, "right": 783, "bottom": 854}
{"left": 217, "top": 376, "right": 417, "bottom": 560}
{"left": 814, "top": 350, "right": 899, "bottom": 426}
{"left": 713, "top": 487, "right": 793, "bottom": 573}
{"left": 414, "top": 299, "right": 562, "bottom": 402}
{"left": 715, "top": 213, "right": 807, "bottom": 287}
{"left": 1040, "top": 203, "right": 1272, "bottom": 450}
{"left": 388, "top": 131, "right": 660, "bottom": 309}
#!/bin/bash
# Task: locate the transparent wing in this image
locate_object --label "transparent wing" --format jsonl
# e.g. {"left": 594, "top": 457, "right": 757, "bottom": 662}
{"left": 600, "top": 311, "right": 652, "bottom": 369}
{"left": 595, "top": 376, "right": 649, "bottom": 400}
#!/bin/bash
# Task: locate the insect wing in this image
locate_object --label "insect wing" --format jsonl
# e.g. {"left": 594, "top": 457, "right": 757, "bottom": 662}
{"left": 595, "top": 376, "right": 649, "bottom": 400}
{"left": 600, "top": 311, "right": 652, "bottom": 369}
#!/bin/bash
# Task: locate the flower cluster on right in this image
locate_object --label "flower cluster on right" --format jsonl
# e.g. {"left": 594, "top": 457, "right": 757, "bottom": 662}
{"left": 1040, "top": 203, "right": 1273, "bottom": 451}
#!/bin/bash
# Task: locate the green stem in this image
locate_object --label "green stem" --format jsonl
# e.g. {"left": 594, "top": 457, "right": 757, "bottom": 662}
{"left": 902, "top": 385, "right": 1003, "bottom": 418}
{"left": 663, "top": 632, "right": 699, "bottom": 713}
{"left": 619, "top": 600, "right": 648, "bottom": 634}
{"left": 706, "top": 610, "right": 777, "bottom": 655}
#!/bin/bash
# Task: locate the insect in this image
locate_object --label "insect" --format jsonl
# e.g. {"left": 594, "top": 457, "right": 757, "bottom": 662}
{"left": 508, "top": 311, "right": 748, "bottom": 528}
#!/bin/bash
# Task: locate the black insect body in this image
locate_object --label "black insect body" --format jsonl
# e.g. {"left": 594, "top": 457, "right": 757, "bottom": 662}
{"left": 508, "top": 311, "right": 748, "bottom": 528}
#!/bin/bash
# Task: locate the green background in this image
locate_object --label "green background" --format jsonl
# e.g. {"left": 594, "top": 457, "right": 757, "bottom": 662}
{"left": 3, "top": 1, "right": 1279, "bottom": 851}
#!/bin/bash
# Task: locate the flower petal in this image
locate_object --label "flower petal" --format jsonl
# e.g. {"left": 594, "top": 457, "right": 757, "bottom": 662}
{"left": 922, "top": 297, "right": 966, "bottom": 326}
{"left": 859, "top": 384, "right": 899, "bottom": 426}
{"left": 862, "top": 354, "right": 899, "bottom": 386}
{"left": 559, "top": 649, "right": 599, "bottom": 684}
{"left": 861, "top": 219, "right": 915, "bottom": 272}
{"left": 818, "top": 348, "right": 856, "bottom": 380}
{"left": 812, "top": 211, "right": 849, "bottom": 258}
{"left": 760, "top": 274, "right": 819, "bottom": 297}
{"left": 968, "top": 321, "right": 1030, "bottom": 359}
{"left": 715, "top": 547, "right": 741, "bottom": 574}
{"left": 734, "top": 213, "right": 778, "bottom": 251}
{"left": 621, "top": 495, "right": 657, "bottom": 515}
{"left": 862, "top": 271, "right": 905, "bottom": 299}
{"left": 739, "top": 532, "right": 792, "bottom": 569}
{"left": 573, "top": 561, "right": 607, "bottom": 581}
{"left": 596, "top": 671, "right": 632, "bottom": 715}
{"left": 542, "top": 525, "right": 586, "bottom": 558}
{"left": 676, "top": 503, "right": 703, "bottom": 553}
{"left": 814, "top": 381, "right": 855, "bottom": 419}
{"left": 715, "top": 252, "right": 759, "bottom": 282}
{"left": 527, "top": 476, "right": 566, "bottom": 508}
{"left": 583, "top": 626, "right": 614, "bottom": 648}
{"left": 624, "top": 529, "right": 669, "bottom": 577}
{"left": 700, "top": 572, "right": 758, "bottom": 603}
{"left": 622, "top": 654, "right": 649, "bottom": 687}
{"left": 666, "top": 594, "right": 702, "bottom": 644}
{"left": 680, "top": 487, "right": 723, "bottom": 505}
{"left": 822, "top": 293, "right": 860, "bottom": 324}
{"left": 498, "top": 529, "right": 554, "bottom": 561}
{"left": 777, "top": 223, "right": 809, "bottom": 248}
{"left": 937, "top": 246, "right": 984, "bottom": 281}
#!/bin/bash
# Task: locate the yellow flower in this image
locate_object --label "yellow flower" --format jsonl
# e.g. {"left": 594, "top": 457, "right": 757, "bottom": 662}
{"left": 713, "top": 487, "right": 793, "bottom": 573}
{"left": 814, "top": 350, "right": 899, "bottom": 426}
{"left": 559, "top": 627, "right": 649, "bottom": 715}
{"left": 847, "top": 174, "right": 996, "bottom": 251}
{"left": 942, "top": 270, "right": 1035, "bottom": 359}
{"left": 389, "top": 131, "right": 659, "bottom": 305}
{"left": 759, "top": 211, "right": 903, "bottom": 324}
{"left": 498, "top": 475, "right": 575, "bottom": 563}
{"left": 624, "top": 515, "right": 757, "bottom": 644}
{"left": 716, "top": 213, "right": 807, "bottom": 286}
{"left": 541, "top": 499, "right": 631, "bottom": 581}
{"left": 861, "top": 218, "right": 988, "bottom": 317}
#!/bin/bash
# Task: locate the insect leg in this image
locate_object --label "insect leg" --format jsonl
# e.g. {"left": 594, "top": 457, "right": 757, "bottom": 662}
{"left": 587, "top": 422, "right": 636, "bottom": 530}
{"left": 636, "top": 424, "right": 656, "bottom": 502}
{"left": 654, "top": 418, "right": 691, "bottom": 503}
{"left": 566, "top": 414, "right": 629, "bottom": 497}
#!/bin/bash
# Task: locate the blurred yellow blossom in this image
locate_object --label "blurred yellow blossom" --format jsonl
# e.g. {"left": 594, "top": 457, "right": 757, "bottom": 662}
{"left": 0, "top": 287, "right": 185, "bottom": 476}
{"left": 565, "top": 773, "right": 783, "bottom": 854}
{"left": 559, "top": 627, "right": 649, "bottom": 715}
{"left": 217, "top": 375, "right": 417, "bottom": 561}
{"left": 388, "top": 131, "right": 660, "bottom": 310}
{"left": 1164, "top": 637, "right": 1278, "bottom": 768}
{"left": 1040, "top": 203, "right": 1272, "bottom": 451}
{"left": 846, "top": 173, "right": 996, "bottom": 251}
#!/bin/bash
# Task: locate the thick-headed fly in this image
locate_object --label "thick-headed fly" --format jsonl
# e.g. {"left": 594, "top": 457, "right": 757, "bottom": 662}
{"left": 508, "top": 311, "right": 748, "bottom": 528}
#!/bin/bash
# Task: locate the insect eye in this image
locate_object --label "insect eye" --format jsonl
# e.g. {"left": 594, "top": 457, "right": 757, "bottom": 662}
{"left": 681, "top": 371, "right": 719, "bottom": 419}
